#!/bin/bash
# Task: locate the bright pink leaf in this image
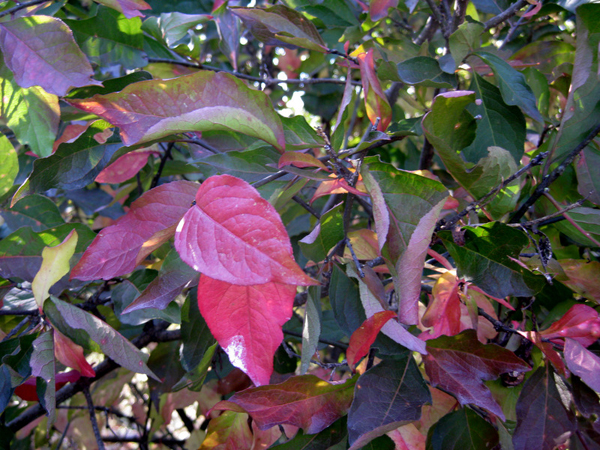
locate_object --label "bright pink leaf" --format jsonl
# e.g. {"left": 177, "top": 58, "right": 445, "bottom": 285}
{"left": 278, "top": 151, "right": 329, "bottom": 171}
{"left": 347, "top": 310, "right": 396, "bottom": 368}
{"left": 68, "top": 71, "right": 285, "bottom": 151}
{"left": 95, "top": 149, "right": 156, "bottom": 183}
{"left": 370, "top": 0, "right": 399, "bottom": 21}
{"left": 539, "top": 304, "right": 600, "bottom": 347}
{"left": 564, "top": 338, "right": 600, "bottom": 392}
{"left": 72, "top": 181, "right": 199, "bottom": 281}
{"left": 53, "top": 328, "right": 95, "bottom": 378}
{"left": 213, "top": 375, "right": 357, "bottom": 434}
{"left": 357, "top": 50, "right": 392, "bottom": 131}
{"left": 425, "top": 330, "right": 531, "bottom": 421}
{"left": 175, "top": 174, "right": 317, "bottom": 286}
{"left": 0, "top": 16, "right": 100, "bottom": 96}
{"left": 197, "top": 275, "right": 296, "bottom": 386}
{"left": 93, "top": 0, "right": 152, "bottom": 19}
{"left": 421, "top": 272, "right": 461, "bottom": 339}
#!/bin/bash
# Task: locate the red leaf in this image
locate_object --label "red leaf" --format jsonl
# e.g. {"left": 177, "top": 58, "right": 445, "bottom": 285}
{"left": 95, "top": 149, "right": 156, "bottom": 184}
{"left": 311, "top": 176, "right": 368, "bottom": 204}
{"left": 564, "top": 338, "right": 600, "bottom": 392}
{"left": 357, "top": 49, "right": 392, "bottom": 132}
{"left": 197, "top": 275, "right": 296, "bottom": 386}
{"left": 68, "top": 71, "right": 285, "bottom": 151}
{"left": 14, "top": 371, "right": 81, "bottom": 402}
{"left": 539, "top": 304, "right": 600, "bottom": 347}
{"left": 278, "top": 151, "right": 330, "bottom": 172}
{"left": 369, "top": 0, "right": 399, "bottom": 21}
{"left": 213, "top": 375, "right": 357, "bottom": 434}
{"left": 347, "top": 311, "right": 396, "bottom": 368}
{"left": 53, "top": 328, "right": 95, "bottom": 378}
{"left": 175, "top": 174, "right": 317, "bottom": 286}
{"left": 94, "top": 0, "right": 152, "bottom": 19}
{"left": 72, "top": 180, "right": 199, "bottom": 281}
{"left": 421, "top": 272, "right": 462, "bottom": 338}
{"left": 0, "top": 16, "right": 100, "bottom": 96}
{"left": 424, "top": 330, "right": 530, "bottom": 421}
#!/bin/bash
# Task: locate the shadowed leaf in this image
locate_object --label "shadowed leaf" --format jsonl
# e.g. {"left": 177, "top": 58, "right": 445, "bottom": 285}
{"left": 426, "top": 407, "right": 499, "bottom": 450}
{"left": 564, "top": 338, "right": 600, "bottom": 393}
{"left": 30, "top": 331, "right": 55, "bottom": 426}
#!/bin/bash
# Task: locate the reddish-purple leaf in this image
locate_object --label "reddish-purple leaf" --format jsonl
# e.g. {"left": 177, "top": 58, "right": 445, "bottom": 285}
{"left": 95, "top": 149, "right": 156, "bottom": 183}
{"left": 175, "top": 174, "right": 317, "bottom": 286}
{"left": 539, "top": 304, "right": 600, "bottom": 347}
{"left": 513, "top": 365, "right": 575, "bottom": 450}
{"left": 123, "top": 250, "right": 200, "bottom": 314}
{"left": 72, "top": 180, "right": 198, "bottom": 281}
{"left": 201, "top": 411, "right": 253, "bottom": 450}
{"left": 425, "top": 330, "right": 530, "bottom": 421}
{"left": 357, "top": 50, "right": 392, "bottom": 132}
{"left": 213, "top": 374, "right": 357, "bottom": 434}
{"left": 68, "top": 71, "right": 285, "bottom": 151}
{"left": 0, "top": 16, "right": 100, "bottom": 96}
{"left": 370, "top": 0, "right": 399, "bottom": 21}
{"left": 93, "top": 0, "right": 152, "bottom": 19}
{"left": 14, "top": 371, "right": 80, "bottom": 402}
{"left": 564, "top": 338, "right": 600, "bottom": 393}
{"left": 347, "top": 310, "right": 396, "bottom": 368}
{"left": 196, "top": 276, "right": 295, "bottom": 386}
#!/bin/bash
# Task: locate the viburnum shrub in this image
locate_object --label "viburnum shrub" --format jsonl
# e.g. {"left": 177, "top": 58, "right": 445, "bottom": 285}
{"left": 0, "top": 0, "right": 600, "bottom": 448}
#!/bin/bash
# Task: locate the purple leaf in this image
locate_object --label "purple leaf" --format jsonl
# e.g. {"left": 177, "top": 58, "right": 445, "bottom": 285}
{"left": 72, "top": 181, "right": 199, "bottom": 281}
{"left": 30, "top": 331, "right": 56, "bottom": 426}
{"left": 564, "top": 338, "right": 600, "bottom": 393}
{"left": 93, "top": 0, "right": 152, "bottom": 19}
{"left": 0, "top": 16, "right": 100, "bottom": 96}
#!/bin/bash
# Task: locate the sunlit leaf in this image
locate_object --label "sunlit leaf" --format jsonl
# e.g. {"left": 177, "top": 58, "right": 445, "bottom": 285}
{"left": 358, "top": 50, "right": 392, "bottom": 131}
{"left": 0, "top": 134, "right": 17, "bottom": 198}
{"left": 94, "top": 0, "right": 152, "bottom": 18}
{"left": 72, "top": 180, "right": 198, "bottom": 281}
{"left": 95, "top": 149, "right": 156, "bottom": 183}
{"left": 175, "top": 174, "right": 316, "bottom": 286}
{"left": 564, "top": 338, "right": 600, "bottom": 393}
{"left": 421, "top": 272, "right": 462, "bottom": 338}
{"left": 278, "top": 151, "right": 329, "bottom": 172}
{"left": 538, "top": 304, "right": 600, "bottom": 347}
{"left": 347, "top": 310, "right": 396, "bottom": 368}
{"left": 214, "top": 374, "right": 357, "bottom": 433}
{"left": 200, "top": 411, "right": 252, "bottom": 450}
{"left": 32, "top": 229, "right": 78, "bottom": 309}
{"left": 68, "top": 70, "right": 285, "bottom": 151}
{"left": 369, "top": 0, "right": 399, "bottom": 21}
{"left": 449, "top": 20, "right": 484, "bottom": 67}
{"left": 0, "top": 16, "right": 100, "bottom": 96}
{"left": 557, "top": 259, "right": 600, "bottom": 302}
{"left": 299, "top": 202, "right": 344, "bottom": 263}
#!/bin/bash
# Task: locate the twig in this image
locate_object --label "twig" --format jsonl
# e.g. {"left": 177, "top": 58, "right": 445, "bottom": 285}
{"left": 0, "top": 309, "right": 38, "bottom": 316}
{"left": 83, "top": 387, "right": 105, "bottom": 450}
{"left": 1, "top": 317, "right": 30, "bottom": 342}
{"left": 511, "top": 123, "right": 600, "bottom": 222}
{"left": 252, "top": 170, "right": 288, "bottom": 188}
{"left": 439, "top": 151, "right": 548, "bottom": 230}
{"left": 418, "top": 138, "right": 435, "bottom": 171}
{"left": 0, "top": 0, "right": 50, "bottom": 18}
{"left": 292, "top": 195, "right": 321, "bottom": 219}
{"left": 508, "top": 197, "right": 588, "bottom": 229}
{"left": 151, "top": 142, "right": 174, "bottom": 189}
{"left": 176, "top": 138, "right": 221, "bottom": 155}
{"left": 543, "top": 193, "right": 600, "bottom": 247}
{"left": 282, "top": 341, "right": 348, "bottom": 370}
{"left": 345, "top": 238, "right": 365, "bottom": 278}
{"left": 484, "top": 0, "right": 528, "bottom": 31}
{"left": 283, "top": 329, "right": 348, "bottom": 349}
{"left": 100, "top": 435, "right": 185, "bottom": 446}
{"left": 414, "top": 17, "right": 439, "bottom": 45}
{"left": 55, "top": 420, "right": 71, "bottom": 450}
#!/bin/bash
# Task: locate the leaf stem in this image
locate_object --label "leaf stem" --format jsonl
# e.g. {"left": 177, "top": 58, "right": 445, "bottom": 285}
{"left": 0, "top": 0, "right": 51, "bottom": 18}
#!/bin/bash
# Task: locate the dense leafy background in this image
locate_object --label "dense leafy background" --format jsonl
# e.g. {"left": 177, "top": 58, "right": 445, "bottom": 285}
{"left": 0, "top": 0, "right": 599, "bottom": 449}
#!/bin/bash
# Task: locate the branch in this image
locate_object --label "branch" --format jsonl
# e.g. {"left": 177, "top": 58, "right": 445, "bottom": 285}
{"left": 83, "top": 387, "right": 105, "bottom": 450}
{"left": 0, "top": 0, "right": 50, "bottom": 18}
{"left": 484, "top": 0, "right": 528, "bottom": 31}
{"left": 511, "top": 123, "right": 600, "bottom": 222}
{"left": 151, "top": 142, "right": 174, "bottom": 189}
{"left": 283, "top": 329, "right": 348, "bottom": 350}
{"left": 0, "top": 309, "right": 38, "bottom": 316}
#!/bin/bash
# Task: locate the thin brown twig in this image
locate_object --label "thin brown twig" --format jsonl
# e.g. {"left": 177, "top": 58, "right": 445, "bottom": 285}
{"left": 484, "top": 0, "right": 528, "bottom": 31}
{"left": 83, "top": 386, "right": 106, "bottom": 450}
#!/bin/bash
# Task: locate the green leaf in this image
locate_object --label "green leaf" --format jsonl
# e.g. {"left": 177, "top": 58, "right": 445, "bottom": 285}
{"left": 0, "top": 194, "right": 65, "bottom": 233}
{"left": 439, "top": 223, "right": 545, "bottom": 298}
{"left": 68, "top": 71, "right": 285, "bottom": 151}
{"left": 329, "top": 264, "right": 367, "bottom": 337}
{"left": 270, "top": 416, "right": 347, "bottom": 449}
{"left": 281, "top": 115, "right": 326, "bottom": 151}
{"left": 0, "top": 63, "right": 59, "bottom": 158}
{"left": 0, "top": 134, "right": 18, "bottom": 197}
{"left": 66, "top": 71, "right": 153, "bottom": 99}
{"left": 112, "top": 280, "right": 181, "bottom": 326}
{"left": 142, "top": 12, "right": 211, "bottom": 46}
{"left": 147, "top": 341, "right": 185, "bottom": 398}
{"left": 1, "top": 334, "right": 35, "bottom": 386}
{"left": 396, "top": 56, "right": 457, "bottom": 88}
{"left": 462, "top": 74, "right": 526, "bottom": 164}
{"left": 173, "top": 342, "right": 217, "bottom": 392}
{"left": 180, "top": 291, "right": 216, "bottom": 372}
{"left": 348, "top": 356, "right": 431, "bottom": 449}
{"left": 472, "top": 51, "right": 543, "bottom": 123}
{"left": 45, "top": 296, "right": 160, "bottom": 380}
{"left": 448, "top": 19, "right": 484, "bottom": 67}
{"left": 196, "top": 146, "right": 281, "bottom": 183}
{"left": 549, "top": 4, "right": 600, "bottom": 160}
{"left": 553, "top": 206, "right": 600, "bottom": 247}
{"left": 30, "top": 331, "right": 55, "bottom": 427}
{"left": 65, "top": 7, "right": 147, "bottom": 70}
{"left": 299, "top": 203, "right": 344, "bottom": 263}
{"left": 231, "top": 5, "right": 327, "bottom": 53}
{"left": 577, "top": 147, "right": 600, "bottom": 206}
{"left": 300, "top": 285, "right": 321, "bottom": 374}
{"left": 426, "top": 408, "right": 499, "bottom": 450}
{"left": 288, "top": 0, "right": 360, "bottom": 28}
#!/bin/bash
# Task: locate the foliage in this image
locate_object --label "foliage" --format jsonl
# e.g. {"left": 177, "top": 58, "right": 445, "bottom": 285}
{"left": 0, "top": 0, "right": 599, "bottom": 448}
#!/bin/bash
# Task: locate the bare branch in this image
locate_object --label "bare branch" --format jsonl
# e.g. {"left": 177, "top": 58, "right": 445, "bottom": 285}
{"left": 484, "top": 0, "right": 528, "bottom": 31}
{"left": 83, "top": 387, "right": 106, "bottom": 450}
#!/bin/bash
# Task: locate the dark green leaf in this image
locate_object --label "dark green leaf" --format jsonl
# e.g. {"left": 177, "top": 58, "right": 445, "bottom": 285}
{"left": 448, "top": 19, "right": 484, "bottom": 66}
{"left": 426, "top": 408, "right": 499, "bottom": 450}
{"left": 112, "top": 280, "right": 181, "bottom": 326}
{"left": 180, "top": 291, "right": 216, "bottom": 372}
{"left": 0, "top": 195, "right": 65, "bottom": 233}
{"left": 396, "top": 56, "right": 457, "bottom": 88}
{"left": 299, "top": 203, "right": 344, "bottom": 263}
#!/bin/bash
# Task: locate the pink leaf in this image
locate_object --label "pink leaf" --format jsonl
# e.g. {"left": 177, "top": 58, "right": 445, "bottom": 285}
{"left": 213, "top": 375, "right": 357, "bottom": 434}
{"left": 357, "top": 49, "right": 392, "bottom": 131}
{"left": 53, "top": 328, "right": 95, "bottom": 378}
{"left": 421, "top": 272, "right": 462, "bottom": 339}
{"left": 68, "top": 71, "right": 285, "bottom": 151}
{"left": 347, "top": 310, "right": 396, "bottom": 368}
{"left": 311, "top": 176, "right": 368, "bottom": 204}
{"left": 52, "top": 123, "right": 91, "bottom": 153}
{"left": 369, "top": 0, "right": 399, "bottom": 22}
{"left": 539, "top": 304, "right": 600, "bottom": 347}
{"left": 197, "top": 275, "right": 296, "bottom": 386}
{"left": 175, "top": 175, "right": 317, "bottom": 286}
{"left": 72, "top": 180, "right": 199, "bottom": 281}
{"left": 95, "top": 149, "right": 156, "bottom": 184}
{"left": 93, "top": 0, "right": 152, "bottom": 19}
{"left": 0, "top": 16, "right": 100, "bottom": 96}
{"left": 564, "top": 338, "right": 600, "bottom": 392}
